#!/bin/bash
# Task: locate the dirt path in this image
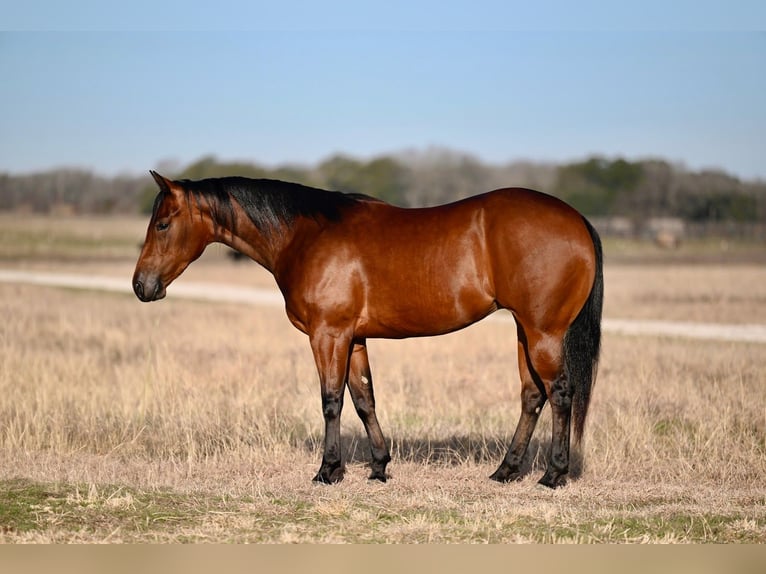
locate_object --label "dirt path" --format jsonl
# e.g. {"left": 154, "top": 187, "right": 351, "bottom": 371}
{"left": 2, "top": 268, "right": 765, "bottom": 344}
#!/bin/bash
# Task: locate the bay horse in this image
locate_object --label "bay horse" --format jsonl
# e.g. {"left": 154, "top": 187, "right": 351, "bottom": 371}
{"left": 133, "top": 171, "right": 603, "bottom": 488}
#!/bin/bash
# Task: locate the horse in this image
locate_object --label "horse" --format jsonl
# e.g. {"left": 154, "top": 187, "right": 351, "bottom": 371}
{"left": 133, "top": 171, "right": 603, "bottom": 488}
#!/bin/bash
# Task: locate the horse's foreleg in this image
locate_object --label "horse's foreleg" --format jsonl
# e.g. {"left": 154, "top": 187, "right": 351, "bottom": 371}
{"left": 347, "top": 341, "right": 391, "bottom": 482}
{"left": 310, "top": 328, "right": 353, "bottom": 484}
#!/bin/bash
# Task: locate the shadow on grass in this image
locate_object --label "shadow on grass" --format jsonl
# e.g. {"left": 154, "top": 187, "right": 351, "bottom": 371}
{"left": 305, "top": 433, "right": 584, "bottom": 479}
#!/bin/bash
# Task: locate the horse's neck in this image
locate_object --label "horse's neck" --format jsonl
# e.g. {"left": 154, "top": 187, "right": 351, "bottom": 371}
{"left": 222, "top": 209, "right": 322, "bottom": 277}
{"left": 208, "top": 211, "right": 277, "bottom": 273}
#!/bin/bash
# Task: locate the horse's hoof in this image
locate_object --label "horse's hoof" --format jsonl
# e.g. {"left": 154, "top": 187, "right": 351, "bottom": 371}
{"left": 312, "top": 465, "right": 344, "bottom": 484}
{"left": 368, "top": 470, "right": 387, "bottom": 483}
{"left": 490, "top": 465, "right": 523, "bottom": 483}
{"left": 537, "top": 473, "right": 567, "bottom": 489}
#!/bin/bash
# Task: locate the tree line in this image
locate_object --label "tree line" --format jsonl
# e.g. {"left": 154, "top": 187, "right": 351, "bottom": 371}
{"left": 1, "top": 149, "right": 764, "bottom": 226}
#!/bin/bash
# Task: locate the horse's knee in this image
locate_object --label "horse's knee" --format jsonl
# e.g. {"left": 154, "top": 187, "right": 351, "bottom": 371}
{"left": 322, "top": 392, "right": 343, "bottom": 420}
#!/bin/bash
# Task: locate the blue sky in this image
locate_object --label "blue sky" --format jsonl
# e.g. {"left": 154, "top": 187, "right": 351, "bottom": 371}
{"left": 1, "top": 3, "right": 765, "bottom": 180}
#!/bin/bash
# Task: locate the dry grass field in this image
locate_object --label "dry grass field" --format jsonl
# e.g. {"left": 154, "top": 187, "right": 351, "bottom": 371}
{"left": 0, "top": 215, "right": 765, "bottom": 543}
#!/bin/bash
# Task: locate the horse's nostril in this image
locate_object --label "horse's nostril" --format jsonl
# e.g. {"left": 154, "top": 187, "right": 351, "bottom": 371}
{"left": 134, "top": 280, "right": 144, "bottom": 300}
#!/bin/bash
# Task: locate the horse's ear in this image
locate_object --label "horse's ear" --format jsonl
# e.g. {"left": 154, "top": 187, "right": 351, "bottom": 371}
{"left": 150, "top": 170, "right": 174, "bottom": 194}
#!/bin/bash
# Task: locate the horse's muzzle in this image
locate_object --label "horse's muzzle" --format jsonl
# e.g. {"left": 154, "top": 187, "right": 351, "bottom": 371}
{"left": 133, "top": 275, "right": 166, "bottom": 302}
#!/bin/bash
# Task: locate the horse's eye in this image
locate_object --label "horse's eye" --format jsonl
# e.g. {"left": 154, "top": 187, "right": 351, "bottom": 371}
{"left": 156, "top": 221, "right": 170, "bottom": 232}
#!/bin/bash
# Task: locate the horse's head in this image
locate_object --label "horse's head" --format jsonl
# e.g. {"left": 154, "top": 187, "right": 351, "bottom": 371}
{"left": 132, "top": 171, "right": 211, "bottom": 302}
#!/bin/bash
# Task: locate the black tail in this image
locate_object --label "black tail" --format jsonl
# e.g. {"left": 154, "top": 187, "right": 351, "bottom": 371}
{"left": 564, "top": 217, "right": 604, "bottom": 444}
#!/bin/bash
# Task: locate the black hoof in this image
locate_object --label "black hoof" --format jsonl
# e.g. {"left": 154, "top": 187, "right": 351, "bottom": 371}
{"left": 368, "top": 470, "right": 387, "bottom": 483}
{"left": 489, "top": 465, "right": 522, "bottom": 483}
{"left": 368, "top": 454, "right": 390, "bottom": 483}
{"left": 537, "top": 472, "right": 568, "bottom": 489}
{"left": 312, "top": 464, "right": 344, "bottom": 484}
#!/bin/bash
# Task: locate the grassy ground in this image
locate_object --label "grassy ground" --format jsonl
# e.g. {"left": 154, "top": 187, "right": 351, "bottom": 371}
{"left": 0, "top": 214, "right": 764, "bottom": 543}
{"left": 0, "top": 214, "right": 145, "bottom": 262}
{"left": 0, "top": 283, "right": 764, "bottom": 542}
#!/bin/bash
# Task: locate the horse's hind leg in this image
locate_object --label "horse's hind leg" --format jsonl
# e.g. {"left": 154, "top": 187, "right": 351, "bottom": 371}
{"left": 490, "top": 327, "right": 547, "bottom": 482}
{"left": 537, "top": 377, "right": 572, "bottom": 488}
{"left": 525, "top": 328, "right": 571, "bottom": 488}
{"left": 347, "top": 341, "right": 391, "bottom": 482}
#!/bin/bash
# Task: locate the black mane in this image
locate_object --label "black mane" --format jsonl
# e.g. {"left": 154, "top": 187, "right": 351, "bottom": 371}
{"left": 180, "top": 177, "right": 369, "bottom": 233}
